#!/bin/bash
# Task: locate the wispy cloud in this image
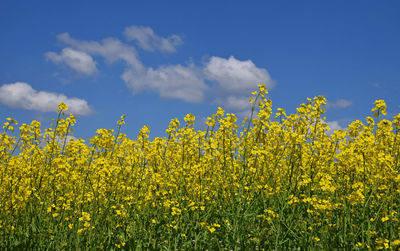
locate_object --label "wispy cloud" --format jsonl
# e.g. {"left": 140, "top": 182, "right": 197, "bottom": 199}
{"left": 46, "top": 48, "right": 98, "bottom": 75}
{"left": 122, "top": 64, "right": 207, "bottom": 103}
{"left": 215, "top": 95, "right": 252, "bottom": 111}
{"left": 326, "top": 121, "right": 345, "bottom": 135}
{"left": 327, "top": 99, "right": 353, "bottom": 108}
{"left": 124, "top": 25, "right": 183, "bottom": 52}
{"left": 57, "top": 32, "right": 144, "bottom": 71}
{"left": 47, "top": 29, "right": 274, "bottom": 108}
{"left": 49, "top": 32, "right": 204, "bottom": 103}
{"left": 0, "top": 82, "right": 93, "bottom": 115}
{"left": 370, "top": 82, "right": 381, "bottom": 88}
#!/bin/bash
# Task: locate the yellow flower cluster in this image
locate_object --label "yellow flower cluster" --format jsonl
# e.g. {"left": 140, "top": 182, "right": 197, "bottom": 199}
{"left": 1, "top": 84, "right": 400, "bottom": 249}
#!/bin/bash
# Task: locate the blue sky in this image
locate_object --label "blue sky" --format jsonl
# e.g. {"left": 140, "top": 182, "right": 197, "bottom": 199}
{"left": 1, "top": 0, "right": 399, "bottom": 140}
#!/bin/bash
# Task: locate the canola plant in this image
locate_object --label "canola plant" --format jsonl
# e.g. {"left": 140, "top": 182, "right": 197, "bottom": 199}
{"left": 1, "top": 85, "right": 400, "bottom": 249}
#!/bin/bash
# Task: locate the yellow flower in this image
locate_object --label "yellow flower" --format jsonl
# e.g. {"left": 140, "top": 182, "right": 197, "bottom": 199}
{"left": 208, "top": 227, "right": 216, "bottom": 233}
{"left": 371, "top": 99, "right": 387, "bottom": 117}
{"left": 58, "top": 102, "right": 68, "bottom": 112}
{"left": 392, "top": 240, "right": 400, "bottom": 246}
{"left": 312, "top": 236, "right": 320, "bottom": 242}
{"left": 381, "top": 216, "right": 389, "bottom": 222}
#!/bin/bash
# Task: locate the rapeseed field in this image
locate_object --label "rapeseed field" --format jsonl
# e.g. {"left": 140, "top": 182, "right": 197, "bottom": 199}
{"left": 1, "top": 84, "right": 400, "bottom": 249}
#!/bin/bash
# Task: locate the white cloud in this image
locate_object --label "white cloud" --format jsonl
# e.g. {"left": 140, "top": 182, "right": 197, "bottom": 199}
{"left": 56, "top": 33, "right": 144, "bottom": 71}
{"left": 204, "top": 56, "right": 274, "bottom": 95}
{"left": 327, "top": 121, "right": 344, "bottom": 131}
{"left": 46, "top": 48, "right": 97, "bottom": 75}
{"left": 124, "top": 26, "right": 183, "bottom": 52}
{"left": 121, "top": 56, "right": 273, "bottom": 105}
{"left": 47, "top": 32, "right": 274, "bottom": 107}
{"left": 327, "top": 99, "right": 353, "bottom": 108}
{"left": 122, "top": 64, "right": 207, "bottom": 103}
{"left": 216, "top": 95, "right": 251, "bottom": 111}
{"left": 215, "top": 95, "right": 253, "bottom": 120}
{"left": 204, "top": 56, "right": 273, "bottom": 116}
{"left": 0, "top": 82, "right": 93, "bottom": 115}
{"left": 326, "top": 121, "right": 345, "bottom": 135}
{"left": 51, "top": 33, "right": 204, "bottom": 103}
